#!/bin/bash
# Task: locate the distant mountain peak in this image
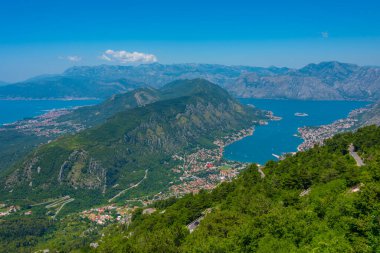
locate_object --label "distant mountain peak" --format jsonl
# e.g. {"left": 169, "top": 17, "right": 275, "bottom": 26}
{"left": 300, "top": 61, "right": 359, "bottom": 73}
{"left": 297, "top": 61, "right": 360, "bottom": 85}
{"left": 160, "top": 78, "right": 230, "bottom": 101}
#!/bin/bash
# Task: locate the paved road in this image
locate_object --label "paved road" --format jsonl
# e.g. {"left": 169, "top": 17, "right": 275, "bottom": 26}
{"left": 258, "top": 166, "right": 265, "bottom": 178}
{"left": 30, "top": 195, "right": 70, "bottom": 207}
{"left": 187, "top": 208, "right": 212, "bottom": 233}
{"left": 53, "top": 198, "right": 75, "bottom": 218}
{"left": 187, "top": 216, "right": 204, "bottom": 233}
{"left": 45, "top": 196, "right": 72, "bottom": 208}
{"left": 109, "top": 169, "right": 148, "bottom": 202}
{"left": 349, "top": 144, "right": 365, "bottom": 167}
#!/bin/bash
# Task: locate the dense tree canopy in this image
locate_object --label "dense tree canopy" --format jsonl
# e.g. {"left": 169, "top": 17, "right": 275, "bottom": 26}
{"left": 95, "top": 126, "right": 380, "bottom": 252}
{"left": 2, "top": 126, "right": 380, "bottom": 252}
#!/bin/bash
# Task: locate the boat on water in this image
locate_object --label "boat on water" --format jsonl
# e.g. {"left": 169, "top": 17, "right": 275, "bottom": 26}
{"left": 294, "top": 112, "right": 309, "bottom": 117}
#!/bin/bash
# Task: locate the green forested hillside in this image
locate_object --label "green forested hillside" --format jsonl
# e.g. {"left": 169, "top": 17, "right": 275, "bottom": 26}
{"left": 2, "top": 126, "right": 380, "bottom": 253}
{"left": 1, "top": 79, "right": 263, "bottom": 210}
{"left": 0, "top": 88, "right": 160, "bottom": 174}
{"left": 57, "top": 87, "right": 161, "bottom": 128}
{"left": 94, "top": 125, "right": 380, "bottom": 253}
{"left": 0, "top": 79, "right": 249, "bottom": 175}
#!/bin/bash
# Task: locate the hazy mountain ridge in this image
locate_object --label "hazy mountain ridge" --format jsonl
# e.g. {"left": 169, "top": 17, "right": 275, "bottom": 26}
{"left": 227, "top": 62, "right": 380, "bottom": 100}
{"left": 0, "top": 75, "right": 144, "bottom": 99}
{"left": 2, "top": 61, "right": 379, "bottom": 100}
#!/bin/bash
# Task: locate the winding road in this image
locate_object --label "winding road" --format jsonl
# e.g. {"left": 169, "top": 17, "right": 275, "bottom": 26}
{"left": 349, "top": 143, "right": 365, "bottom": 167}
{"left": 53, "top": 198, "right": 75, "bottom": 218}
{"left": 258, "top": 166, "right": 265, "bottom": 178}
{"left": 108, "top": 169, "right": 148, "bottom": 202}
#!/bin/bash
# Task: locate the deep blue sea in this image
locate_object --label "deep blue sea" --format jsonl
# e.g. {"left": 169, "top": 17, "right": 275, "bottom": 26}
{"left": 0, "top": 100, "right": 100, "bottom": 125}
{"left": 224, "top": 99, "right": 370, "bottom": 165}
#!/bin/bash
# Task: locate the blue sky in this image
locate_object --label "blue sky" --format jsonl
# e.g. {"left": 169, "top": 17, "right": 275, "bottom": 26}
{"left": 1, "top": 0, "right": 380, "bottom": 82}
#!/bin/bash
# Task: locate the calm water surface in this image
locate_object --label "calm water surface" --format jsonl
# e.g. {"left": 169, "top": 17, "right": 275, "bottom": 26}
{"left": 0, "top": 100, "right": 100, "bottom": 125}
{"left": 0, "top": 99, "right": 370, "bottom": 165}
{"left": 224, "top": 99, "right": 370, "bottom": 165}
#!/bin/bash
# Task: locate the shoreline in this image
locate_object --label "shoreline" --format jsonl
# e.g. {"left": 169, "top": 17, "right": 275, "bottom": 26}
{"left": 168, "top": 126, "right": 257, "bottom": 197}
{"left": 296, "top": 107, "right": 369, "bottom": 151}
{"left": 0, "top": 97, "right": 100, "bottom": 101}
{"left": 1, "top": 101, "right": 99, "bottom": 126}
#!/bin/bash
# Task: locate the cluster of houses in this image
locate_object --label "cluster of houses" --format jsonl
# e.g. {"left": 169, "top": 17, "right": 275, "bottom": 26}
{"left": 298, "top": 117, "right": 359, "bottom": 151}
{"left": 6, "top": 108, "right": 84, "bottom": 137}
{"left": 81, "top": 205, "right": 143, "bottom": 225}
{"left": 0, "top": 204, "right": 20, "bottom": 217}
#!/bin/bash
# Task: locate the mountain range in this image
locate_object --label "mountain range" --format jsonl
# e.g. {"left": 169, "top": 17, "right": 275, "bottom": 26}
{"left": 0, "top": 61, "right": 380, "bottom": 100}
{"left": 1, "top": 64, "right": 380, "bottom": 252}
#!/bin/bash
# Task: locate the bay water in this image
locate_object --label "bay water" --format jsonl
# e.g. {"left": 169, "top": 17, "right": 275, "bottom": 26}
{"left": 224, "top": 99, "right": 370, "bottom": 165}
{"left": 0, "top": 100, "right": 100, "bottom": 125}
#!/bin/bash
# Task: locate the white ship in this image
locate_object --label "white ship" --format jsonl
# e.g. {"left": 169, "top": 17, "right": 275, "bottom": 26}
{"left": 294, "top": 112, "right": 309, "bottom": 117}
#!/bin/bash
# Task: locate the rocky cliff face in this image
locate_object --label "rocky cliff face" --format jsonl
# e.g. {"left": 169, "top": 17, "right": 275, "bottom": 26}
{"left": 6, "top": 150, "right": 107, "bottom": 192}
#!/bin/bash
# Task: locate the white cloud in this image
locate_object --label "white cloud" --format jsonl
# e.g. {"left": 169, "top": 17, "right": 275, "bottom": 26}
{"left": 100, "top": 50, "right": 158, "bottom": 64}
{"left": 321, "top": 32, "right": 329, "bottom": 39}
{"left": 59, "top": 55, "right": 82, "bottom": 62}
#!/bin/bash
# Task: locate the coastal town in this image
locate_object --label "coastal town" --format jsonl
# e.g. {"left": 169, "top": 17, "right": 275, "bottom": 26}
{"left": 297, "top": 107, "right": 369, "bottom": 151}
{"left": 168, "top": 127, "right": 254, "bottom": 196}
{"left": 0, "top": 108, "right": 85, "bottom": 137}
